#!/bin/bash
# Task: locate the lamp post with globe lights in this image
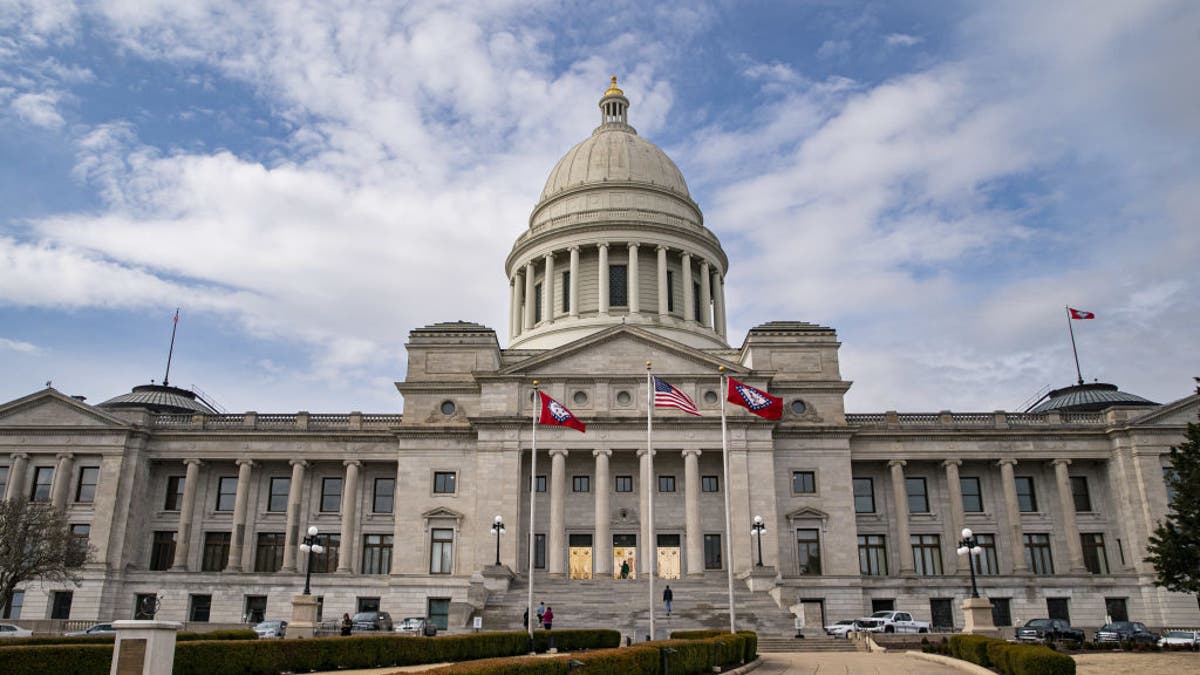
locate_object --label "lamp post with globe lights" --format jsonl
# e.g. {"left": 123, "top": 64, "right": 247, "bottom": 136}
{"left": 489, "top": 515, "right": 506, "bottom": 566}
{"left": 956, "top": 528, "right": 983, "bottom": 599}
{"left": 751, "top": 515, "right": 767, "bottom": 567}
{"left": 299, "top": 526, "right": 325, "bottom": 596}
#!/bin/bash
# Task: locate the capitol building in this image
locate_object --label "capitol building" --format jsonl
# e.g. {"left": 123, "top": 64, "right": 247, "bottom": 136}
{"left": 1, "top": 79, "right": 1197, "bottom": 635}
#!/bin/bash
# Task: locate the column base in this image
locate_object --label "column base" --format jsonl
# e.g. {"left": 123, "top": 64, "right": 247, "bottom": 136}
{"left": 289, "top": 595, "right": 320, "bottom": 639}
{"left": 962, "top": 597, "right": 998, "bottom": 635}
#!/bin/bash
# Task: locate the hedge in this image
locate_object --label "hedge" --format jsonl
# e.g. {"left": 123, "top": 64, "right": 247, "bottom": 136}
{"left": 948, "top": 635, "right": 1074, "bottom": 675}
{"left": 0, "top": 628, "right": 256, "bottom": 648}
{"left": 669, "top": 628, "right": 756, "bottom": 662}
{"left": 0, "top": 644, "right": 112, "bottom": 675}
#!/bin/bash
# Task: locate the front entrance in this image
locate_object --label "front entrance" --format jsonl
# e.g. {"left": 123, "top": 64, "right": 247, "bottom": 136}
{"left": 613, "top": 534, "right": 637, "bottom": 579}
{"left": 930, "top": 598, "right": 954, "bottom": 631}
{"left": 569, "top": 534, "right": 593, "bottom": 579}
{"left": 799, "top": 599, "right": 825, "bottom": 631}
{"left": 657, "top": 534, "right": 681, "bottom": 579}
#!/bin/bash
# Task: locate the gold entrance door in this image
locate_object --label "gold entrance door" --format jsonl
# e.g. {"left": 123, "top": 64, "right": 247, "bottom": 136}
{"left": 613, "top": 546, "right": 637, "bottom": 579}
{"left": 569, "top": 547, "right": 593, "bottom": 579}
{"left": 657, "top": 547, "right": 681, "bottom": 579}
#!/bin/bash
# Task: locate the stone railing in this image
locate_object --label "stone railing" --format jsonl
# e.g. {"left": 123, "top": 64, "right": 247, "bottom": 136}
{"left": 845, "top": 411, "right": 1109, "bottom": 428}
{"left": 152, "top": 412, "right": 402, "bottom": 430}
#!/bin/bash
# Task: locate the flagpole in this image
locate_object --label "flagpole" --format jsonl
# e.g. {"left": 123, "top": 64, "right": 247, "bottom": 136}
{"left": 527, "top": 381, "right": 539, "bottom": 644}
{"left": 719, "top": 366, "right": 737, "bottom": 634}
{"left": 1065, "top": 306, "right": 1084, "bottom": 385}
{"left": 645, "top": 362, "right": 656, "bottom": 641}
{"left": 163, "top": 307, "right": 180, "bottom": 386}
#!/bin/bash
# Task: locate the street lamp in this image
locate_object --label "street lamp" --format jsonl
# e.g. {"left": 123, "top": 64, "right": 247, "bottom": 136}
{"left": 750, "top": 515, "right": 766, "bottom": 567}
{"left": 490, "top": 515, "right": 506, "bottom": 566}
{"left": 956, "top": 527, "right": 983, "bottom": 599}
{"left": 298, "top": 525, "right": 326, "bottom": 596}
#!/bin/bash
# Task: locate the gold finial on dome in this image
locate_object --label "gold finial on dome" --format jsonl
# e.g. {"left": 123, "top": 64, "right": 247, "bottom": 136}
{"left": 605, "top": 75, "right": 624, "bottom": 97}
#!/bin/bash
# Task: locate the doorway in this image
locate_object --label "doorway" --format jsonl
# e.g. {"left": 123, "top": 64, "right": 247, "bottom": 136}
{"left": 1046, "top": 598, "right": 1070, "bottom": 623}
{"left": 799, "top": 599, "right": 825, "bottom": 631}
{"left": 613, "top": 533, "right": 637, "bottom": 579}
{"left": 569, "top": 534, "right": 593, "bottom": 579}
{"left": 657, "top": 534, "right": 681, "bottom": 579}
{"left": 930, "top": 598, "right": 954, "bottom": 631}
{"left": 1104, "top": 598, "right": 1128, "bottom": 622}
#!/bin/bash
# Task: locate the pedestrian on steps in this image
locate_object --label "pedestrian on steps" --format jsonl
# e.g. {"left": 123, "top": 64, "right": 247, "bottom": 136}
{"left": 523, "top": 607, "right": 528, "bottom": 628}
{"left": 537, "top": 601, "right": 545, "bottom": 625}
{"left": 543, "top": 606, "right": 554, "bottom": 630}
{"left": 663, "top": 585, "right": 673, "bottom": 616}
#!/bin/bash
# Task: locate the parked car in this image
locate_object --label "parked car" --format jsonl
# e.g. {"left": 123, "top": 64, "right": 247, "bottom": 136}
{"left": 1095, "top": 621, "right": 1159, "bottom": 646}
{"left": 64, "top": 623, "right": 117, "bottom": 637}
{"left": 1014, "top": 619, "right": 1085, "bottom": 644}
{"left": 253, "top": 620, "right": 287, "bottom": 639}
{"left": 351, "top": 610, "right": 393, "bottom": 632}
{"left": 0, "top": 623, "right": 33, "bottom": 638}
{"left": 824, "top": 619, "right": 856, "bottom": 638}
{"left": 852, "top": 611, "right": 930, "bottom": 633}
{"left": 396, "top": 617, "right": 425, "bottom": 635}
{"left": 1158, "top": 630, "right": 1199, "bottom": 650}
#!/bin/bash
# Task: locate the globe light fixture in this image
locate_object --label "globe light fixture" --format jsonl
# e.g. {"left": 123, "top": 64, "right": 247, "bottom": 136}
{"left": 750, "top": 515, "right": 767, "bottom": 567}
{"left": 299, "top": 525, "right": 326, "bottom": 596}
{"left": 490, "top": 514, "right": 506, "bottom": 566}
{"left": 956, "top": 527, "right": 984, "bottom": 599}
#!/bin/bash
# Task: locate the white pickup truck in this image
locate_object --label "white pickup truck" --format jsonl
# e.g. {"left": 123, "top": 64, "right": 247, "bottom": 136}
{"left": 852, "top": 611, "right": 930, "bottom": 633}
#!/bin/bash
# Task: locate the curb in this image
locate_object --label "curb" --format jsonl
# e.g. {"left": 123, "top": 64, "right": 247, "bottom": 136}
{"left": 906, "top": 650, "right": 994, "bottom": 675}
{"left": 723, "top": 656, "right": 763, "bottom": 674}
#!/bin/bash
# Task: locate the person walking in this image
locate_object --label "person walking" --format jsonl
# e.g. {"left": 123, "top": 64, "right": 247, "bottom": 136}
{"left": 523, "top": 607, "right": 529, "bottom": 628}
{"left": 340, "top": 613, "right": 353, "bottom": 636}
{"left": 620, "top": 559, "right": 630, "bottom": 579}
{"left": 537, "top": 601, "right": 545, "bottom": 625}
{"left": 542, "top": 606, "right": 554, "bottom": 630}
{"left": 663, "top": 585, "right": 673, "bottom": 616}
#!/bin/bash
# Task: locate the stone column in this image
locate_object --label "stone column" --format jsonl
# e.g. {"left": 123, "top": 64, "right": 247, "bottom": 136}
{"left": 593, "top": 449, "right": 612, "bottom": 577}
{"left": 681, "top": 252, "right": 694, "bottom": 322}
{"left": 510, "top": 275, "right": 522, "bottom": 339}
{"left": 698, "top": 261, "right": 712, "bottom": 328}
{"left": 281, "top": 460, "right": 307, "bottom": 572}
{"left": 337, "top": 460, "right": 361, "bottom": 573}
{"left": 523, "top": 262, "right": 536, "bottom": 330}
{"left": 657, "top": 245, "right": 669, "bottom": 317}
{"left": 889, "top": 459, "right": 915, "bottom": 574}
{"left": 1052, "top": 459, "right": 1087, "bottom": 572}
{"left": 714, "top": 273, "right": 727, "bottom": 338}
{"left": 638, "top": 448, "right": 655, "bottom": 573}
{"left": 943, "top": 459, "right": 965, "bottom": 574}
{"left": 627, "top": 242, "right": 640, "bottom": 314}
{"left": 390, "top": 460, "right": 406, "bottom": 575}
{"left": 598, "top": 243, "right": 610, "bottom": 316}
{"left": 998, "top": 459, "right": 1029, "bottom": 573}
{"left": 5, "top": 453, "right": 28, "bottom": 500}
{"left": 568, "top": 246, "right": 580, "bottom": 318}
{"left": 226, "top": 459, "right": 255, "bottom": 572}
{"left": 683, "top": 449, "right": 703, "bottom": 576}
{"left": 548, "top": 449, "right": 568, "bottom": 576}
{"left": 542, "top": 252, "right": 555, "bottom": 324}
{"left": 171, "top": 459, "right": 202, "bottom": 570}
{"left": 51, "top": 452, "right": 75, "bottom": 510}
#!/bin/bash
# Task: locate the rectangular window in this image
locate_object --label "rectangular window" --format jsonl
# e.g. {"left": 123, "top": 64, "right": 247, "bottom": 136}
{"left": 991, "top": 598, "right": 1013, "bottom": 627}
{"left": 572, "top": 475, "right": 590, "bottom": 492}
{"left": 310, "top": 533, "right": 340, "bottom": 573}
{"left": 906, "top": 477, "right": 929, "bottom": 513}
{"left": 872, "top": 598, "right": 895, "bottom": 613}
{"left": 433, "top": 471, "right": 457, "bottom": 494}
{"left": 701, "top": 475, "right": 719, "bottom": 492}
{"left": 704, "top": 534, "right": 722, "bottom": 570}
{"left": 202, "top": 532, "right": 230, "bottom": 572}
{"left": 1164, "top": 466, "right": 1177, "bottom": 504}
{"left": 0, "top": 466, "right": 7, "bottom": 502}
{"left": 658, "top": 475, "right": 676, "bottom": 492}
{"left": 75, "top": 466, "right": 99, "bottom": 503}
{"left": 534, "top": 282, "right": 542, "bottom": 322}
{"left": 1070, "top": 476, "right": 1092, "bottom": 512}
{"left": 254, "top": 532, "right": 286, "bottom": 572}
{"left": 857, "top": 534, "right": 888, "bottom": 576}
{"left": 562, "top": 271, "right": 571, "bottom": 313}
{"left": 960, "top": 477, "right": 983, "bottom": 512}
{"left": 164, "top": 475, "right": 185, "bottom": 511}
{"left": 1015, "top": 476, "right": 1037, "bottom": 512}
{"left": 357, "top": 597, "right": 381, "bottom": 613}
{"left": 320, "top": 477, "right": 342, "bottom": 512}
{"left": 216, "top": 476, "right": 238, "bottom": 511}
{"left": 1024, "top": 533, "right": 1054, "bottom": 575}
{"left": 362, "top": 534, "right": 393, "bottom": 574}
{"left": 373, "top": 478, "right": 395, "bottom": 513}
{"left": 2, "top": 590, "right": 23, "bottom": 619}
{"left": 609, "top": 264, "right": 628, "bottom": 306}
{"left": 1081, "top": 533, "right": 1108, "bottom": 574}
{"left": 531, "top": 475, "right": 547, "bottom": 492}
{"left": 666, "top": 270, "right": 675, "bottom": 312}
{"left": 796, "top": 529, "right": 822, "bottom": 575}
{"left": 30, "top": 466, "right": 53, "bottom": 502}
{"left": 427, "top": 598, "right": 451, "bottom": 630}
{"left": 1046, "top": 597, "right": 1070, "bottom": 623}
{"left": 149, "top": 531, "right": 176, "bottom": 571}
{"left": 189, "top": 594, "right": 211, "bottom": 622}
{"left": 973, "top": 534, "right": 1000, "bottom": 576}
{"left": 1105, "top": 597, "right": 1129, "bottom": 623}
{"left": 692, "top": 281, "right": 701, "bottom": 320}
{"left": 534, "top": 533, "right": 546, "bottom": 569}
{"left": 853, "top": 477, "right": 875, "bottom": 513}
{"left": 912, "top": 534, "right": 943, "bottom": 575}
{"left": 69, "top": 524, "right": 90, "bottom": 565}
{"left": 244, "top": 595, "right": 268, "bottom": 624}
{"left": 268, "top": 477, "right": 290, "bottom": 513}
{"left": 50, "top": 591, "right": 73, "bottom": 620}
{"left": 430, "top": 528, "right": 454, "bottom": 574}
{"left": 792, "top": 471, "right": 816, "bottom": 494}
{"left": 615, "top": 475, "right": 633, "bottom": 492}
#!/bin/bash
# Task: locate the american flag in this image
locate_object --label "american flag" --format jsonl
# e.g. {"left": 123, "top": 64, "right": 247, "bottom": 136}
{"left": 653, "top": 376, "right": 700, "bottom": 416}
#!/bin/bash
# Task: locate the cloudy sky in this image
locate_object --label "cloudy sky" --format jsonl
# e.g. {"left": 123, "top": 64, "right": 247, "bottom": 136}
{"left": 1, "top": 0, "right": 1197, "bottom": 415}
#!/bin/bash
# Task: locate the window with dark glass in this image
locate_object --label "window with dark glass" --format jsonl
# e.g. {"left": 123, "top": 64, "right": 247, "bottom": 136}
{"left": 906, "top": 477, "right": 929, "bottom": 513}
{"left": 973, "top": 533, "right": 999, "bottom": 575}
{"left": 666, "top": 270, "right": 675, "bottom": 312}
{"left": 615, "top": 475, "right": 632, "bottom": 492}
{"left": 70, "top": 524, "right": 90, "bottom": 565}
{"left": 50, "top": 591, "right": 73, "bottom": 620}
{"left": 609, "top": 264, "right": 628, "bottom": 306}
{"left": 149, "top": 531, "right": 176, "bottom": 571}
{"left": 1024, "top": 533, "right": 1054, "bottom": 574}
{"left": 0, "top": 466, "right": 8, "bottom": 503}
{"left": 532, "top": 475, "right": 547, "bottom": 492}
{"left": 308, "top": 533, "right": 340, "bottom": 572}
{"left": 434, "top": 471, "right": 456, "bottom": 494}
{"left": 704, "top": 534, "right": 722, "bottom": 569}
{"left": 858, "top": 534, "right": 887, "bottom": 576}
{"left": 75, "top": 466, "right": 99, "bottom": 503}
{"left": 30, "top": 466, "right": 53, "bottom": 502}
{"left": 534, "top": 283, "right": 542, "bottom": 322}
{"left": 561, "top": 271, "right": 571, "bottom": 313}
{"left": 796, "top": 529, "right": 821, "bottom": 575}
{"left": 430, "top": 529, "right": 453, "bottom": 574}
{"left": 701, "top": 475, "right": 719, "bottom": 492}
{"left": 427, "top": 598, "right": 451, "bottom": 630}
{"left": 244, "top": 595, "right": 267, "bottom": 624}
{"left": 202, "top": 532, "right": 230, "bottom": 571}
{"left": 1163, "top": 466, "right": 1177, "bottom": 504}
{"left": 960, "top": 477, "right": 983, "bottom": 512}
{"left": 254, "top": 532, "right": 285, "bottom": 572}
{"left": 189, "top": 594, "right": 211, "bottom": 622}
{"left": 991, "top": 598, "right": 1013, "bottom": 627}
{"left": 534, "top": 533, "right": 546, "bottom": 569}
{"left": 1015, "top": 476, "right": 1037, "bottom": 512}
{"left": 572, "top": 475, "right": 590, "bottom": 492}
{"left": 792, "top": 471, "right": 816, "bottom": 494}
{"left": 362, "top": 534, "right": 393, "bottom": 574}
{"left": 693, "top": 282, "right": 702, "bottom": 320}
{"left": 1081, "top": 533, "right": 1108, "bottom": 574}
{"left": 853, "top": 478, "right": 875, "bottom": 513}
{"left": 164, "top": 475, "right": 185, "bottom": 511}
{"left": 320, "top": 477, "right": 342, "bottom": 512}
{"left": 216, "top": 476, "right": 238, "bottom": 511}
{"left": 373, "top": 478, "right": 395, "bottom": 513}
{"left": 912, "top": 534, "right": 943, "bottom": 575}
{"left": 2, "top": 590, "right": 23, "bottom": 619}
{"left": 267, "top": 477, "right": 290, "bottom": 512}
{"left": 658, "top": 475, "right": 676, "bottom": 493}
{"left": 1070, "top": 476, "right": 1092, "bottom": 512}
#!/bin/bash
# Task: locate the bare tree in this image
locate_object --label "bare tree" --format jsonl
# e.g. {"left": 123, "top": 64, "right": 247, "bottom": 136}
{"left": 0, "top": 498, "right": 90, "bottom": 616}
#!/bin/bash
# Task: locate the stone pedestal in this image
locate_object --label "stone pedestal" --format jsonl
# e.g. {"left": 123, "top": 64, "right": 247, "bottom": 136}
{"left": 290, "top": 594, "right": 320, "bottom": 639}
{"left": 739, "top": 565, "right": 777, "bottom": 592}
{"left": 110, "top": 620, "right": 181, "bottom": 675}
{"left": 481, "top": 564, "right": 514, "bottom": 592}
{"left": 962, "top": 597, "right": 998, "bottom": 635}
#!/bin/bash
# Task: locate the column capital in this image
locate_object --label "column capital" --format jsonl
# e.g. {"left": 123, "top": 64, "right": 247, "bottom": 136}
{"left": 597, "top": 241, "right": 609, "bottom": 249}
{"left": 1050, "top": 458, "right": 1072, "bottom": 468}
{"left": 343, "top": 459, "right": 362, "bottom": 468}
{"left": 525, "top": 260, "right": 536, "bottom": 270}
{"left": 636, "top": 448, "right": 656, "bottom": 457}
{"left": 235, "top": 458, "right": 255, "bottom": 468}
{"left": 183, "top": 458, "right": 203, "bottom": 467}
{"left": 627, "top": 241, "right": 640, "bottom": 250}
{"left": 682, "top": 449, "right": 703, "bottom": 458}
{"left": 543, "top": 251, "right": 554, "bottom": 261}
{"left": 568, "top": 245, "right": 580, "bottom": 253}
{"left": 289, "top": 459, "right": 309, "bottom": 468}
{"left": 656, "top": 244, "right": 669, "bottom": 253}
{"left": 941, "top": 459, "right": 962, "bottom": 469}
{"left": 10, "top": 452, "right": 29, "bottom": 460}
{"left": 680, "top": 250, "right": 692, "bottom": 259}
{"left": 548, "top": 449, "right": 569, "bottom": 458}
{"left": 888, "top": 459, "right": 907, "bottom": 469}
{"left": 56, "top": 452, "right": 75, "bottom": 461}
{"left": 996, "top": 458, "right": 1018, "bottom": 468}
{"left": 592, "top": 449, "right": 612, "bottom": 458}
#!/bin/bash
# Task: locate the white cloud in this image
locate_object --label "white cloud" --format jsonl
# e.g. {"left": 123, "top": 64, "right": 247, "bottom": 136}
{"left": 11, "top": 90, "right": 64, "bottom": 128}
{"left": 0, "top": 337, "right": 40, "bottom": 353}
{"left": 885, "top": 33, "right": 922, "bottom": 47}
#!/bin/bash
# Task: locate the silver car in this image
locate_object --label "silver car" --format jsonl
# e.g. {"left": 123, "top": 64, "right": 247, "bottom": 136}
{"left": 395, "top": 617, "right": 425, "bottom": 635}
{"left": 253, "top": 620, "right": 287, "bottom": 639}
{"left": 64, "top": 622, "right": 117, "bottom": 637}
{"left": 0, "top": 623, "right": 33, "bottom": 638}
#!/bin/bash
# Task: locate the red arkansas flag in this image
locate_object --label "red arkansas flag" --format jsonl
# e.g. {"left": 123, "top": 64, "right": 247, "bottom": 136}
{"left": 538, "top": 391, "right": 586, "bottom": 432}
{"left": 727, "top": 377, "right": 783, "bottom": 420}
{"left": 1068, "top": 307, "right": 1095, "bottom": 320}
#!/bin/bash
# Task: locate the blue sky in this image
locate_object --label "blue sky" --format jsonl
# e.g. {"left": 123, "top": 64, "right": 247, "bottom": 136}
{"left": 1, "top": 0, "right": 1197, "bottom": 414}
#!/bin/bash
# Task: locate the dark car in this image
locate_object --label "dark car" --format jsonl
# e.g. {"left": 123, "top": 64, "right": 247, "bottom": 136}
{"left": 1015, "top": 618, "right": 1085, "bottom": 644}
{"left": 351, "top": 611, "right": 393, "bottom": 632}
{"left": 1095, "top": 621, "right": 1159, "bottom": 646}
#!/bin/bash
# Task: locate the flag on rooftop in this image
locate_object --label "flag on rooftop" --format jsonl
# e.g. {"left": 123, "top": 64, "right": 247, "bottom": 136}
{"left": 538, "top": 391, "right": 586, "bottom": 432}
{"left": 726, "top": 377, "right": 783, "bottom": 420}
{"left": 653, "top": 376, "right": 700, "bottom": 416}
{"left": 1068, "top": 308, "right": 1095, "bottom": 320}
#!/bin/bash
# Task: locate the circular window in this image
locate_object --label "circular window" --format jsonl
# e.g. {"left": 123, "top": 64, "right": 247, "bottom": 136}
{"left": 573, "top": 391, "right": 589, "bottom": 406}
{"left": 703, "top": 390, "right": 719, "bottom": 405}
{"left": 790, "top": 399, "right": 807, "bottom": 415}
{"left": 616, "top": 391, "right": 632, "bottom": 406}
{"left": 441, "top": 400, "right": 457, "bottom": 416}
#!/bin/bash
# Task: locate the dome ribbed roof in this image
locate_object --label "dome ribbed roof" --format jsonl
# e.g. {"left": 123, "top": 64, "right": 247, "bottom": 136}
{"left": 98, "top": 384, "right": 216, "bottom": 415}
{"left": 1028, "top": 382, "right": 1158, "bottom": 413}
{"left": 538, "top": 128, "right": 690, "bottom": 203}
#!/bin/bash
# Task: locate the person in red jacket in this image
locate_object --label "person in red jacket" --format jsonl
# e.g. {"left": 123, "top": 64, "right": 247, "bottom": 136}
{"left": 542, "top": 606, "right": 554, "bottom": 630}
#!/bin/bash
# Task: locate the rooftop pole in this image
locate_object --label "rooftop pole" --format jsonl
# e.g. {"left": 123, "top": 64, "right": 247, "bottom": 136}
{"left": 1065, "top": 306, "right": 1084, "bottom": 385}
{"left": 163, "top": 308, "right": 180, "bottom": 386}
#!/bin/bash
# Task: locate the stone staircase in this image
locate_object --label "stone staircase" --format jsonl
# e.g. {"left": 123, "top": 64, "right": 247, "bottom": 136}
{"left": 757, "top": 636, "right": 860, "bottom": 653}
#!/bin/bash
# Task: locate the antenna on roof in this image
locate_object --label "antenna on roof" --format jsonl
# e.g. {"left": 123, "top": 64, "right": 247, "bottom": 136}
{"left": 163, "top": 308, "right": 180, "bottom": 386}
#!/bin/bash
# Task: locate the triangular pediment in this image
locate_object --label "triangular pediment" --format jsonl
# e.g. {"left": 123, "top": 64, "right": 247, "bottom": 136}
{"left": 499, "top": 326, "right": 744, "bottom": 378}
{"left": 1127, "top": 393, "right": 1200, "bottom": 427}
{"left": 785, "top": 506, "right": 829, "bottom": 521}
{"left": 0, "top": 389, "right": 130, "bottom": 428}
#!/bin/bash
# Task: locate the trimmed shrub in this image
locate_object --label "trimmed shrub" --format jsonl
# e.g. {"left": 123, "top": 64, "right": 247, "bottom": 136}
{"left": 1010, "top": 644, "right": 1075, "bottom": 675}
{"left": 176, "top": 628, "right": 258, "bottom": 641}
{"left": 0, "top": 635, "right": 115, "bottom": 647}
{"left": 947, "top": 635, "right": 1074, "bottom": 675}
{"left": 427, "top": 645, "right": 660, "bottom": 675}
{"left": 0, "top": 643, "right": 112, "bottom": 675}
{"left": 949, "top": 634, "right": 1004, "bottom": 667}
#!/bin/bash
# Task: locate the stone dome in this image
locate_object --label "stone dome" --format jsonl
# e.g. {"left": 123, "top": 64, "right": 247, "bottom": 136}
{"left": 538, "top": 128, "right": 691, "bottom": 203}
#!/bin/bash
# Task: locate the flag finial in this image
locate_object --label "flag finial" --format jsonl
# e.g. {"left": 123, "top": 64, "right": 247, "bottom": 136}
{"left": 718, "top": 366, "right": 725, "bottom": 373}
{"left": 532, "top": 380, "right": 539, "bottom": 388}
{"left": 645, "top": 361, "right": 652, "bottom": 369}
